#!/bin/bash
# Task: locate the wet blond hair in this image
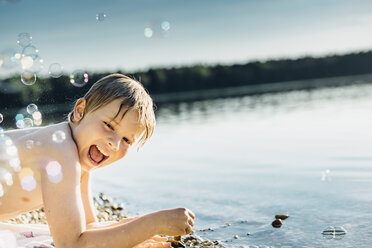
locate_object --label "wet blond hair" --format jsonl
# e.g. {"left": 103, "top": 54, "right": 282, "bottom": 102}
{"left": 68, "top": 73, "right": 156, "bottom": 148}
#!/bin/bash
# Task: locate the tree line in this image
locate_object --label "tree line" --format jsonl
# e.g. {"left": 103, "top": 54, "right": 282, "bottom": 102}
{"left": 1, "top": 50, "right": 372, "bottom": 109}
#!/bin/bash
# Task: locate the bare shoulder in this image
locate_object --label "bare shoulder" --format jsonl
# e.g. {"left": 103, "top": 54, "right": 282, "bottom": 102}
{"left": 4, "top": 122, "right": 80, "bottom": 176}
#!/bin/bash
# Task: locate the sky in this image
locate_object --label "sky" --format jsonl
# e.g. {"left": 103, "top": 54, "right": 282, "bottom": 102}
{"left": 1, "top": 0, "right": 372, "bottom": 77}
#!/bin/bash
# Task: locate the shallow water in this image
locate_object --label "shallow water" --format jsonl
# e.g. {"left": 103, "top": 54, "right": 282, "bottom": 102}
{"left": 91, "top": 82, "right": 372, "bottom": 247}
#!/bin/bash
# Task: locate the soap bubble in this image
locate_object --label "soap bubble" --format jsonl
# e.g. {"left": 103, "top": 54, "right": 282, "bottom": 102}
{"left": 32, "top": 111, "right": 41, "bottom": 120}
{"left": 16, "top": 119, "right": 25, "bottom": 129}
{"left": 15, "top": 114, "right": 24, "bottom": 122}
{"left": 96, "top": 12, "right": 107, "bottom": 21}
{"left": 23, "top": 118, "right": 33, "bottom": 128}
{"left": 0, "top": 135, "right": 20, "bottom": 197}
{"left": 46, "top": 161, "right": 63, "bottom": 184}
{"left": 321, "top": 169, "right": 331, "bottom": 182}
{"left": 144, "top": 20, "right": 171, "bottom": 38}
{"left": 0, "top": 49, "right": 18, "bottom": 69}
{"left": 20, "top": 56, "right": 33, "bottom": 70}
{"left": 0, "top": 114, "right": 3, "bottom": 124}
{"left": 161, "top": 21, "right": 170, "bottom": 31}
{"left": 28, "top": 56, "right": 44, "bottom": 73}
{"left": 52, "top": 131, "right": 66, "bottom": 143}
{"left": 69, "top": 70, "right": 89, "bottom": 87}
{"left": 9, "top": 158, "right": 21, "bottom": 172}
{"left": 25, "top": 140, "right": 34, "bottom": 149}
{"left": 34, "top": 119, "right": 42, "bottom": 126}
{"left": 21, "top": 71, "right": 36, "bottom": 85}
{"left": 32, "top": 111, "right": 42, "bottom": 126}
{"left": 144, "top": 27, "right": 153, "bottom": 38}
{"left": 20, "top": 175, "right": 36, "bottom": 191}
{"left": 48, "top": 63, "right": 63, "bottom": 78}
{"left": 17, "top": 32, "right": 32, "bottom": 47}
{"left": 21, "top": 45, "right": 38, "bottom": 60}
{"left": 27, "top": 104, "right": 38, "bottom": 115}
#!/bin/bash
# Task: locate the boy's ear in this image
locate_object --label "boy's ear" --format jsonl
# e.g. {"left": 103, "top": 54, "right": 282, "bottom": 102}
{"left": 73, "top": 98, "right": 86, "bottom": 122}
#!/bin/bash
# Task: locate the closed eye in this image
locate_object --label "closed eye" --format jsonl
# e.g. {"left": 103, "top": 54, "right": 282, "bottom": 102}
{"left": 103, "top": 121, "right": 114, "bottom": 131}
{"left": 123, "top": 137, "right": 131, "bottom": 144}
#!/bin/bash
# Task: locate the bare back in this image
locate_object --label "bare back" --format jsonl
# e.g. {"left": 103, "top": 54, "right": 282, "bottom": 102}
{"left": 0, "top": 122, "right": 79, "bottom": 221}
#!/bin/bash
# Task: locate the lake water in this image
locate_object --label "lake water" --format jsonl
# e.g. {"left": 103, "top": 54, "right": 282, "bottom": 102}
{"left": 88, "top": 81, "right": 372, "bottom": 247}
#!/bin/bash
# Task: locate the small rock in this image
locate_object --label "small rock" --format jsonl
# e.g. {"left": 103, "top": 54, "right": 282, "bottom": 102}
{"left": 233, "top": 235, "right": 239, "bottom": 239}
{"left": 272, "top": 219, "right": 282, "bottom": 228}
{"left": 275, "top": 214, "right": 289, "bottom": 220}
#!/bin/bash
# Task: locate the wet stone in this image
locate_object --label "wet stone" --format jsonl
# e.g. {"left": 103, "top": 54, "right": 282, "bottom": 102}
{"left": 275, "top": 214, "right": 289, "bottom": 220}
{"left": 272, "top": 219, "right": 282, "bottom": 228}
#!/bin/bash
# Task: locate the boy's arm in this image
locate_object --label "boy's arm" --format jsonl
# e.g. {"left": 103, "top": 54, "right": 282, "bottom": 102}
{"left": 80, "top": 171, "right": 139, "bottom": 229}
{"left": 80, "top": 171, "right": 98, "bottom": 225}
{"left": 41, "top": 157, "right": 194, "bottom": 248}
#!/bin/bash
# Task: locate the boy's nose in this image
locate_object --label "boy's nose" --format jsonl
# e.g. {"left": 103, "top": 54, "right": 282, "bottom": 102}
{"left": 108, "top": 137, "right": 120, "bottom": 151}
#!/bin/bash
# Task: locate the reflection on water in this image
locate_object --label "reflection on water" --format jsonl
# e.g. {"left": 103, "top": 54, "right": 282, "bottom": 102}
{"left": 94, "top": 82, "right": 372, "bottom": 248}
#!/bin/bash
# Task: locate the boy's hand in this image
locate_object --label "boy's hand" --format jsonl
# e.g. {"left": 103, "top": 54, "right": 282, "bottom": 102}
{"left": 156, "top": 208, "right": 195, "bottom": 236}
{"left": 134, "top": 235, "right": 171, "bottom": 248}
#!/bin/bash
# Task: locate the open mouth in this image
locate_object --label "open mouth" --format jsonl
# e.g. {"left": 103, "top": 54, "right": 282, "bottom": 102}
{"left": 88, "top": 145, "right": 109, "bottom": 166}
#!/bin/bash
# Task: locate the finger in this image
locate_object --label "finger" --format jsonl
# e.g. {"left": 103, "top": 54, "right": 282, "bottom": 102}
{"left": 185, "top": 226, "right": 192, "bottom": 235}
{"left": 151, "top": 242, "right": 171, "bottom": 248}
{"left": 152, "top": 236, "right": 168, "bottom": 242}
{"left": 188, "top": 218, "right": 194, "bottom": 227}
{"left": 187, "top": 209, "right": 195, "bottom": 219}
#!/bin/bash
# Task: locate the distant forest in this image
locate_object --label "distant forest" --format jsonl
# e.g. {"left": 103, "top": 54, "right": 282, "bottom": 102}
{"left": 1, "top": 50, "right": 372, "bottom": 109}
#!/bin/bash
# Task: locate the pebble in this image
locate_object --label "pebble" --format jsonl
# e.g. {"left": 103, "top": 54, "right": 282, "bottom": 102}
{"left": 275, "top": 214, "right": 289, "bottom": 220}
{"left": 233, "top": 235, "right": 239, "bottom": 239}
{"left": 272, "top": 219, "right": 282, "bottom": 228}
{"left": 5, "top": 192, "right": 225, "bottom": 247}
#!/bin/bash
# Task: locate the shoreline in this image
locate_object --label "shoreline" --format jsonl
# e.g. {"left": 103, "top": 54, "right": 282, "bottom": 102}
{"left": 4, "top": 192, "right": 225, "bottom": 248}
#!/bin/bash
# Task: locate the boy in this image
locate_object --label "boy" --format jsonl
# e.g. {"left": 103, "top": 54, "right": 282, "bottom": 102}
{"left": 0, "top": 74, "right": 195, "bottom": 247}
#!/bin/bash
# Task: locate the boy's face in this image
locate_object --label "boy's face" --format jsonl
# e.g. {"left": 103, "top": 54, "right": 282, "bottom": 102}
{"left": 72, "top": 98, "right": 144, "bottom": 172}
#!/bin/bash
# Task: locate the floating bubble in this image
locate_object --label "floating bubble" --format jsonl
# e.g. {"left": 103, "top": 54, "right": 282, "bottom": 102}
{"left": 20, "top": 55, "right": 33, "bottom": 70}
{"left": 20, "top": 175, "right": 36, "bottom": 191}
{"left": 16, "top": 119, "right": 25, "bottom": 129}
{"left": 27, "top": 104, "right": 38, "bottom": 115}
{"left": 6, "top": 146, "right": 17, "bottom": 156}
{"left": 0, "top": 114, "right": 3, "bottom": 124}
{"left": 17, "top": 32, "right": 32, "bottom": 47}
{"left": 9, "top": 158, "right": 21, "bottom": 172}
{"left": 21, "top": 71, "right": 36, "bottom": 86}
{"left": 52, "top": 131, "right": 66, "bottom": 143}
{"left": 0, "top": 168, "right": 13, "bottom": 186}
{"left": 144, "top": 27, "right": 153, "bottom": 38}
{"left": 69, "top": 70, "right": 89, "bottom": 87}
{"left": 33, "top": 118, "right": 42, "bottom": 126}
{"left": 0, "top": 135, "right": 20, "bottom": 196}
{"left": 15, "top": 114, "right": 24, "bottom": 122}
{"left": 28, "top": 56, "right": 44, "bottom": 73}
{"left": 46, "top": 161, "right": 63, "bottom": 184}
{"left": 23, "top": 118, "right": 33, "bottom": 128}
{"left": 32, "top": 111, "right": 42, "bottom": 120}
{"left": 0, "top": 183, "right": 3, "bottom": 197}
{"left": 32, "top": 111, "right": 42, "bottom": 126}
{"left": 25, "top": 140, "right": 34, "bottom": 149}
{"left": 21, "top": 45, "right": 38, "bottom": 60}
{"left": 161, "top": 21, "right": 170, "bottom": 31}
{"left": 96, "top": 12, "right": 107, "bottom": 21}
{"left": 321, "top": 169, "right": 331, "bottom": 182}
{"left": 0, "top": 49, "right": 18, "bottom": 69}
{"left": 48, "top": 63, "right": 63, "bottom": 78}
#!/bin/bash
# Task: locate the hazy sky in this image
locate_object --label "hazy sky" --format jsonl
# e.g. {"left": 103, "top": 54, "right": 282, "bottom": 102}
{"left": 1, "top": 0, "right": 372, "bottom": 77}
